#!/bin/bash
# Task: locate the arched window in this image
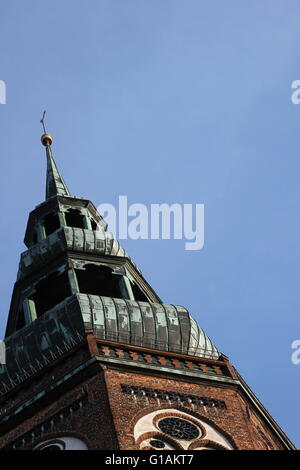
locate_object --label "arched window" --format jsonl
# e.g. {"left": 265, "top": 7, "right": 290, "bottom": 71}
{"left": 33, "top": 437, "right": 88, "bottom": 451}
{"left": 134, "top": 409, "right": 234, "bottom": 450}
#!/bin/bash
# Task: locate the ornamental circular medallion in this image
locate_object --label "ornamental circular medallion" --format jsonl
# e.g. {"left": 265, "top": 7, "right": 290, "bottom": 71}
{"left": 157, "top": 417, "right": 200, "bottom": 440}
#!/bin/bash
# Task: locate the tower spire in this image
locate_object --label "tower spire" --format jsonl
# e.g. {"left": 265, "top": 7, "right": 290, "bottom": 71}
{"left": 40, "top": 111, "right": 71, "bottom": 200}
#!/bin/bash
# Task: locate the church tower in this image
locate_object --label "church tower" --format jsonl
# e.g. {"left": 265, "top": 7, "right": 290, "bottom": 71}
{"left": 0, "top": 131, "right": 295, "bottom": 451}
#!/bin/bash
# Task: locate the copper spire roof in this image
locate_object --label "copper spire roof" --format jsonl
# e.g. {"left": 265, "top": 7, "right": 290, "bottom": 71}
{"left": 42, "top": 135, "right": 71, "bottom": 200}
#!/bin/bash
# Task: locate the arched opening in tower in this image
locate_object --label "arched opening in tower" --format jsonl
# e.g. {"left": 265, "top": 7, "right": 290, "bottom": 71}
{"left": 43, "top": 212, "right": 61, "bottom": 237}
{"left": 65, "top": 209, "right": 86, "bottom": 229}
{"left": 31, "top": 271, "right": 71, "bottom": 317}
{"left": 75, "top": 264, "right": 129, "bottom": 299}
{"left": 130, "top": 280, "right": 149, "bottom": 302}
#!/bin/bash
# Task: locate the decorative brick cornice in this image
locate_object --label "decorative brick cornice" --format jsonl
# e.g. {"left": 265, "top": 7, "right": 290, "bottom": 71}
{"left": 97, "top": 341, "right": 231, "bottom": 378}
{"left": 121, "top": 384, "right": 227, "bottom": 409}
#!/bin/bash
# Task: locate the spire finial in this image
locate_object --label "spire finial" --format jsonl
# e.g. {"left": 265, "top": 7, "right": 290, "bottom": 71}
{"left": 39, "top": 111, "right": 70, "bottom": 199}
{"left": 40, "top": 110, "right": 47, "bottom": 133}
{"left": 40, "top": 110, "right": 53, "bottom": 146}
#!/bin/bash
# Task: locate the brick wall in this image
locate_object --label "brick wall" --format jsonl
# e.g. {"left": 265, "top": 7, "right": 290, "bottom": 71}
{"left": 0, "top": 372, "right": 118, "bottom": 450}
{"left": 103, "top": 368, "right": 283, "bottom": 450}
{"left": 0, "top": 355, "right": 286, "bottom": 450}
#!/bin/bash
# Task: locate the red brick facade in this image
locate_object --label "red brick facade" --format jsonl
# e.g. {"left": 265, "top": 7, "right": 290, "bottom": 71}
{"left": 103, "top": 369, "right": 283, "bottom": 450}
{"left": 0, "top": 339, "right": 293, "bottom": 450}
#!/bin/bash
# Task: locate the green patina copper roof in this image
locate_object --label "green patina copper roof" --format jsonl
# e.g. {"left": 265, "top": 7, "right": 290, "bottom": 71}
{"left": 0, "top": 294, "right": 219, "bottom": 394}
{"left": 4, "top": 133, "right": 220, "bottom": 365}
{"left": 18, "top": 226, "right": 142, "bottom": 280}
{"left": 45, "top": 144, "right": 70, "bottom": 199}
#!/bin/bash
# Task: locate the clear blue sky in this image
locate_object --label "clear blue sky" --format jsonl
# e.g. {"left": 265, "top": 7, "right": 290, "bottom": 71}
{"left": 0, "top": 0, "right": 299, "bottom": 447}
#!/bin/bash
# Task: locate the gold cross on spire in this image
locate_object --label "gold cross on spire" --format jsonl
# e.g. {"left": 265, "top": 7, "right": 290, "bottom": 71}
{"left": 40, "top": 110, "right": 53, "bottom": 146}
{"left": 40, "top": 110, "right": 47, "bottom": 134}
